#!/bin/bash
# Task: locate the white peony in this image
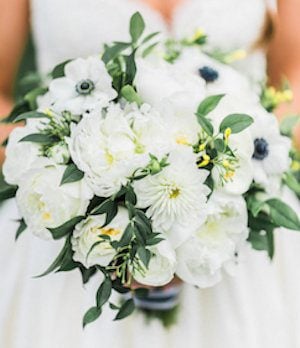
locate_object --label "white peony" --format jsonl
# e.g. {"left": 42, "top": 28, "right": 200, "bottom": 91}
{"left": 69, "top": 104, "right": 136, "bottom": 197}
{"left": 135, "top": 57, "right": 205, "bottom": 107}
{"left": 16, "top": 165, "right": 93, "bottom": 239}
{"left": 72, "top": 208, "right": 129, "bottom": 268}
{"left": 133, "top": 240, "right": 177, "bottom": 287}
{"left": 250, "top": 109, "right": 291, "bottom": 188}
{"left": 176, "top": 192, "right": 248, "bottom": 288}
{"left": 3, "top": 126, "right": 50, "bottom": 186}
{"left": 49, "top": 56, "right": 117, "bottom": 114}
{"left": 134, "top": 149, "right": 210, "bottom": 248}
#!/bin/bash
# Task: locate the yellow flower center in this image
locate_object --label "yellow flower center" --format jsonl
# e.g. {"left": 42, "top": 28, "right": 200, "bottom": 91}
{"left": 176, "top": 135, "right": 189, "bottom": 145}
{"left": 104, "top": 150, "right": 114, "bottom": 166}
{"left": 42, "top": 212, "right": 52, "bottom": 221}
{"left": 169, "top": 187, "right": 181, "bottom": 199}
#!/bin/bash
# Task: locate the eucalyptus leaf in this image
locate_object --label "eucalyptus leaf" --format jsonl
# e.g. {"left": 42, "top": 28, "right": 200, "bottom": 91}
{"left": 280, "top": 115, "right": 300, "bottom": 137}
{"left": 15, "top": 219, "right": 27, "bottom": 241}
{"left": 141, "top": 31, "right": 160, "bottom": 44}
{"left": 283, "top": 172, "right": 300, "bottom": 196}
{"left": 196, "top": 94, "right": 224, "bottom": 118}
{"left": 102, "top": 42, "right": 131, "bottom": 64}
{"left": 0, "top": 174, "right": 17, "bottom": 202}
{"left": 137, "top": 246, "right": 151, "bottom": 268}
{"left": 219, "top": 114, "right": 254, "bottom": 134}
{"left": 196, "top": 114, "right": 214, "bottom": 136}
{"left": 60, "top": 163, "right": 84, "bottom": 185}
{"left": 118, "top": 224, "right": 134, "bottom": 248}
{"left": 51, "top": 59, "right": 72, "bottom": 78}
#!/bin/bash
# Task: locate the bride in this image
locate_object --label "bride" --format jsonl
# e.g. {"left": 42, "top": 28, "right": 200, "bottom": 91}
{"left": 0, "top": 0, "right": 300, "bottom": 347}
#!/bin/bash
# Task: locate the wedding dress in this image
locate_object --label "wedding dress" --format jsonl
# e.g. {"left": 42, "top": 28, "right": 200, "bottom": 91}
{"left": 1, "top": 1, "right": 299, "bottom": 347}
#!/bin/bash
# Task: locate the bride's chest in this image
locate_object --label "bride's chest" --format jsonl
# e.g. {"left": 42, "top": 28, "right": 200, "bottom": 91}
{"left": 30, "top": 0, "right": 268, "bottom": 72}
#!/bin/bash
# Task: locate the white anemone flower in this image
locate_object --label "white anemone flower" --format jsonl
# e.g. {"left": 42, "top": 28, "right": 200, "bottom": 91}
{"left": 250, "top": 109, "right": 291, "bottom": 187}
{"left": 49, "top": 56, "right": 117, "bottom": 114}
{"left": 176, "top": 192, "right": 249, "bottom": 288}
{"left": 174, "top": 47, "right": 259, "bottom": 101}
{"left": 134, "top": 149, "right": 210, "bottom": 248}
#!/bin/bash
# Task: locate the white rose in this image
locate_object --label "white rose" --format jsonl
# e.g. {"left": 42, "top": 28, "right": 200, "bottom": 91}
{"left": 176, "top": 192, "right": 249, "bottom": 288}
{"left": 49, "top": 56, "right": 117, "bottom": 114}
{"left": 133, "top": 240, "right": 177, "bottom": 287}
{"left": 3, "top": 126, "right": 50, "bottom": 186}
{"left": 16, "top": 165, "right": 93, "bottom": 239}
{"left": 72, "top": 208, "right": 129, "bottom": 268}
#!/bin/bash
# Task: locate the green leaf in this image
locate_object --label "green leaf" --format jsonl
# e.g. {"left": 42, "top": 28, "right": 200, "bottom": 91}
{"left": 48, "top": 216, "right": 84, "bottom": 240}
{"left": 15, "top": 219, "right": 27, "bottom": 240}
{"left": 247, "top": 195, "right": 266, "bottom": 218}
{"left": 248, "top": 230, "right": 269, "bottom": 251}
{"left": 114, "top": 298, "right": 135, "bottom": 320}
{"left": 60, "top": 163, "right": 84, "bottom": 185}
{"left": 51, "top": 59, "right": 72, "bottom": 78}
{"left": 118, "top": 224, "right": 134, "bottom": 248}
{"left": 19, "top": 133, "right": 55, "bottom": 144}
{"left": 214, "top": 138, "right": 225, "bottom": 152}
{"left": 219, "top": 114, "right": 254, "bottom": 134}
{"left": 35, "top": 237, "right": 71, "bottom": 277}
{"left": 83, "top": 306, "right": 102, "bottom": 328}
{"left": 109, "top": 303, "right": 120, "bottom": 310}
{"left": 142, "top": 42, "right": 159, "bottom": 58}
{"left": 102, "top": 42, "right": 131, "bottom": 64}
{"left": 146, "top": 237, "right": 164, "bottom": 246}
{"left": 121, "top": 85, "right": 143, "bottom": 106}
{"left": 96, "top": 277, "right": 112, "bottom": 308}
{"left": 196, "top": 114, "right": 214, "bottom": 136}
{"left": 14, "top": 111, "right": 49, "bottom": 123}
{"left": 280, "top": 115, "right": 300, "bottom": 137}
{"left": 196, "top": 94, "right": 225, "bottom": 118}
{"left": 266, "top": 198, "right": 300, "bottom": 230}
{"left": 91, "top": 199, "right": 115, "bottom": 215}
{"left": 0, "top": 173, "right": 17, "bottom": 202}
{"left": 125, "top": 186, "right": 137, "bottom": 205}
{"left": 141, "top": 31, "right": 160, "bottom": 44}
{"left": 283, "top": 171, "right": 300, "bottom": 196}
{"left": 79, "top": 266, "right": 97, "bottom": 284}
{"left": 130, "top": 12, "right": 145, "bottom": 43}
{"left": 124, "top": 50, "right": 137, "bottom": 86}
{"left": 137, "top": 246, "right": 151, "bottom": 268}
{"left": 24, "top": 87, "right": 48, "bottom": 110}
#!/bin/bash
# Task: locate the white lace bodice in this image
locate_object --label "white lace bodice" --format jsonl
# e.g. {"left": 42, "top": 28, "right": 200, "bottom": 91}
{"left": 30, "top": 0, "right": 270, "bottom": 74}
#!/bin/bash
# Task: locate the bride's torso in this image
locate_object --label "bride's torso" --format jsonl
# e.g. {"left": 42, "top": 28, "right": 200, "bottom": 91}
{"left": 30, "top": 0, "right": 271, "bottom": 74}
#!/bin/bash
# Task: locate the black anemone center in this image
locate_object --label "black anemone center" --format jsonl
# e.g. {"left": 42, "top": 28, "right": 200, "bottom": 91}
{"left": 198, "top": 66, "right": 219, "bottom": 83}
{"left": 75, "top": 79, "right": 95, "bottom": 95}
{"left": 253, "top": 138, "right": 269, "bottom": 160}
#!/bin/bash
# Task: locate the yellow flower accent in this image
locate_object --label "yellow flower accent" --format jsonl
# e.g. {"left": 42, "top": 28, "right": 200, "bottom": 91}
{"left": 169, "top": 187, "right": 181, "bottom": 199}
{"left": 44, "top": 108, "right": 54, "bottom": 117}
{"left": 104, "top": 151, "right": 114, "bottom": 166}
{"left": 176, "top": 135, "right": 190, "bottom": 145}
{"left": 291, "top": 160, "right": 300, "bottom": 171}
{"left": 224, "top": 170, "right": 235, "bottom": 181}
{"left": 224, "top": 127, "right": 232, "bottom": 144}
{"left": 42, "top": 212, "right": 52, "bottom": 221}
{"left": 222, "top": 159, "right": 230, "bottom": 169}
{"left": 198, "top": 154, "right": 210, "bottom": 168}
{"left": 192, "top": 28, "right": 205, "bottom": 41}
{"left": 198, "top": 143, "right": 206, "bottom": 152}
{"left": 91, "top": 226, "right": 121, "bottom": 237}
{"left": 225, "top": 49, "right": 247, "bottom": 63}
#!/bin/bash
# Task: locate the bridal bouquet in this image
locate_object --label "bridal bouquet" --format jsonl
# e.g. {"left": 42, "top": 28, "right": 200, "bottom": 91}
{"left": 1, "top": 13, "right": 300, "bottom": 327}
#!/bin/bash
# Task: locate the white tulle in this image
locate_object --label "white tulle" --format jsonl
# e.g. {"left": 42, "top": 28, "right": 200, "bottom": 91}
{"left": 2, "top": 1, "right": 300, "bottom": 347}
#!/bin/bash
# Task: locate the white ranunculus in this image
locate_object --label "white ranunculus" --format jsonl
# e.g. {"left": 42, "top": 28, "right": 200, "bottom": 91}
{"left": 16, "top": 165, "right": 93, "bottom": 239}
{"left": 174, "top": 47, "right": 258, "bottom": 102}
{"left": 3, "top": 126, "right": 50, "bottom": 186}
{"left": 176, "top": 192, "right": 248, "bottom": 288}
{"left": 133, "top": 239, "right": 177, "bottom": 287}
{"left": 250, "top": 109, "right": 291, "bottom": 188}
{"left": 135, "top": 57, "right": 205, "bottom": 107}
{"left": 208, "top": 95, "right": 255, "bottom": 194}
{"left": 49, "top": 56, "right": 117, "bottom": 114}
{"left": 69, "top": 104, "right": 136, "bottom": 197}
{"left": 134, "top": 149, "right": 210, "bottom": 248}
{"left": 72, "top": 208, "right": 129, "bottom": 268}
